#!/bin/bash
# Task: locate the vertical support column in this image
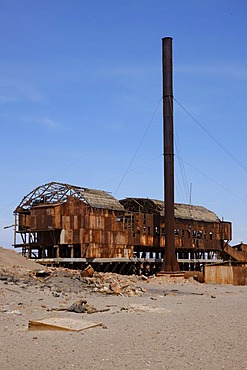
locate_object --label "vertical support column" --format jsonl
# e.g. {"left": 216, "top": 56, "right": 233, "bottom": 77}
{"left": 14, "top": 213, "right": 17, "bottom": 247}
{"left": 161, "top": 37, "right": 179, "bottom": 272}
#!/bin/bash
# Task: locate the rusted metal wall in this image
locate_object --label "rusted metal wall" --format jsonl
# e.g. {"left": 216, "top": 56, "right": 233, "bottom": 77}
{"left": 123, "top": 212, "right": 155, "bottom": 247}
{"left": 24, "top": 196, "right": 131, "bottom": 258}
{"left": 29, "top": 204, "right": 61, "bottom": 231}
{"left": 124, "top": 213, "right": 231, "bottom": 252}
{"left": 59, "top": 197, "right": 129, "bottom": 258}
{"left": 204, "top": 264, "right": 247, "bottom": 285}
{"left": 18, "top": 212, "right": 31, "bottom": 231}
{"left": 173, "top": 218, "right": 229, "bottom": 251}
{"left": 220, "top": 221, "right": 232, "bottom": 241}
{"left": 15, "top": 195, "right": 232, "bottom": 258}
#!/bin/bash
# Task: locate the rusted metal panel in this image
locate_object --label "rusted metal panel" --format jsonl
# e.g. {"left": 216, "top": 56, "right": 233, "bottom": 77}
{"left": 30, "top": 206, "right": 55, "bottom": 230}
{"left": 61, "top": 229, "right": 73, "bottom": 244}
{"left": 61, "top": 216, "right": 70, "bottom": 230}
{"left": 73, "top": 229, "right": 80, "bottom": 244}
{"left": 18, "top": 213, "right": 31, "bottom": 230}
{"left": 205, "top": 265, "right": 233, "bottom": 284}
{"left": 54, "top": 206, "right": 61, "bottom": 229}
{"left": 241, "top": 244, "right": 247, "bottom": 253}
{"left": 220, "top": 221, "right": 232, "bottom": 240}
{"left": 73, "top": 215, "right": 78, "bottom": 229}
{"left": 205, "top": 264, "right": 247, "bottom": 285}
{"left": 80, "top": 242, "right": 133, "bottom": 259}
{"left": 49, "top": 196, "right": 128, "bottom": 258}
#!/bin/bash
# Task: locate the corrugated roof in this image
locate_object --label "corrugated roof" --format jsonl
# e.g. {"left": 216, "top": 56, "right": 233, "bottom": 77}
{"left": 121, "top": 198, "right": 220, "bottom": 223}
{"left": 77, "top": 188, "right": 125, "bottom": 211}
{"left": 174, "top": 203, "right": 219, "bottom": 223}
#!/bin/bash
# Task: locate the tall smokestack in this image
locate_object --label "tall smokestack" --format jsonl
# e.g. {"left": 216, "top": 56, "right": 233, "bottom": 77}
{"left": 161, "top": 37, "right": 179, "bottom": 272}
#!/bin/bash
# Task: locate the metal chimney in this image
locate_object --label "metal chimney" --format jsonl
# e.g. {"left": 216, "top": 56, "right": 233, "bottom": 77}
{"left": 161, "top": 37, "right": 179, "bottom": 272}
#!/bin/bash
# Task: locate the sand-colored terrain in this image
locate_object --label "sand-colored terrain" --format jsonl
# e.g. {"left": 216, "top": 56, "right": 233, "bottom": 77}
{"left": 0, "top": 246, "right": 246, "bottom": 370}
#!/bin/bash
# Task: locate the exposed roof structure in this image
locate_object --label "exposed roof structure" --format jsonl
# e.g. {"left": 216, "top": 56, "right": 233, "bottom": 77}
{"left": 120, "top": 198, "right": 220, "bottom": 223}
{"left": 15, "top": 184, "right": 220, "bottom": 222}
{"left": 15, "top": 182, "right": 125, "bottom": 212}
{"left": 174, "top": 203, "right": 219, "bottom": 223}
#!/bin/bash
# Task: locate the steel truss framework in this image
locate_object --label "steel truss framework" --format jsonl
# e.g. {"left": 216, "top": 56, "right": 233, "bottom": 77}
{"left": 15, "top": 182, "right": 103, "bottom": 211}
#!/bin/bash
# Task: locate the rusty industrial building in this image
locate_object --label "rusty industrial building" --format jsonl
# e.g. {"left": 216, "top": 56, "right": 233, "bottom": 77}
{"left": 13, "top": 182, "right": 233, "bottom": 273}
{"left": 12, "top": 38, "right": 246, "bottom": 278}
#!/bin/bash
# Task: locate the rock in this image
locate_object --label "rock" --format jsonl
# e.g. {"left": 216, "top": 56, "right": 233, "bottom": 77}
{"left": 141, "top": 275, "right": 149, "bottom": 281}
{"left": 110, "top": 282, "right": 122, "bottom": 295}
{"left": 184, "top": 271, "right": 205, "bottom": 283}
{"left": 67, "top": 299, "right": 88, "bottom": 313}
{"left": 35, "top": 270, "right": 50, "bottom": 278}
{"left": 0, "top": 276, "right": 8, "bottom": 281}
{"left": 81, "top": 265, "right": 94, "bottom": 277}
{"left": 52, "top": 292, "right": 60, "bottom": 298}
{"left": 65, "top": 299, "right": 108, "bottom": 314}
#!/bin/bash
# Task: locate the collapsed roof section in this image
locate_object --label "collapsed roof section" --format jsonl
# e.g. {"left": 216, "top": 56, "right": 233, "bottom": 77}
{"left": 120, "top": 198, "right": 220, "bottom": 223}
{"left": 15, "top": 182, "right": 125, "bottom": 212}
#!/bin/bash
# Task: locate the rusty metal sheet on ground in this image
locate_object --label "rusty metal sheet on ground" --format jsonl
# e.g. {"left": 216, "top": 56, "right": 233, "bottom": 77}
{"left": 28, "top": 317, "right": 102, "bottom": 331}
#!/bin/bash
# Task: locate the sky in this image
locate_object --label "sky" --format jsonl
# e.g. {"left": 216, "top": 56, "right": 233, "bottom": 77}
{"left": 1, "top": 0, "right": 247, "bottom": 248}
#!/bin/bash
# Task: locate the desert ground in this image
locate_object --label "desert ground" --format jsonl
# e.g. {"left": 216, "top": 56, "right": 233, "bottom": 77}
{"left": 0, "top": 246, "right": 246, "bottom": 370}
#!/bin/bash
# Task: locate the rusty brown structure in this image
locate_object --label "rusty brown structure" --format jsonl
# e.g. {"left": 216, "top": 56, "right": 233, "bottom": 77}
{"left": 14, "top": 182, "right": 129, "bottom": 260}
{"left": 13, "top": 182, "right": 232, "bottom": 273}
{"left": 120, "top": 198, "right": 231, "bottom": 259}
{"left": 205, "top": 262, "right": 247, "bottom": 285}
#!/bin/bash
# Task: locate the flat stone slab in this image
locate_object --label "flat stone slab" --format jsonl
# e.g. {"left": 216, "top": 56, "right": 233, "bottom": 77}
{"left": 28, "top": 317, "right": 102, "bottom": 331}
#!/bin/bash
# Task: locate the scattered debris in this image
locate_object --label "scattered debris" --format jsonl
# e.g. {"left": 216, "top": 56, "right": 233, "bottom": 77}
{"left": 4, "top": 310, "right": 22, "bottom": 315}
{"left": 35, "top": 270, "right": 51, "bottom": 278}
{"left": 164, "top": 291, "right": 177, "bottom": 297}
{"left": 163, "top": 289, "right": 204, "bottom": 297}
{"left": 141, "top": 275, "right": 149, "bottom": 281}
{"left": 0, "top": 246, "right": 211, "bottom": 303}
{"left": 51, "top": 298, "right": 110, "bottom": 314}
{"left": 81, "top": 265, "right": 94, "bottom": 277}
{"left": 120, "top": 304, "right": 170, "bottom": 314}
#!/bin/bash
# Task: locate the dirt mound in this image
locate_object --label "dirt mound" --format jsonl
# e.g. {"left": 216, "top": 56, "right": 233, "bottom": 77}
{"left": 0, "top": 246, "right": 43, "bottom": 279}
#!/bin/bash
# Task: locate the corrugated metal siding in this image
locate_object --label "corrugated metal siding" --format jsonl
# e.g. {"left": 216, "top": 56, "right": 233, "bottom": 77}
{"left": 58, "top": 197, "right": 129, "bottom": 258}
{"left": 205, "top": 264, "right": 247, "bottom": 285}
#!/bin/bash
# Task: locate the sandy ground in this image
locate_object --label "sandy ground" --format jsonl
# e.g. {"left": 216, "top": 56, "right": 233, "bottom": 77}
{"left": 0, "top": 247, "right": 246, "bottom": 370}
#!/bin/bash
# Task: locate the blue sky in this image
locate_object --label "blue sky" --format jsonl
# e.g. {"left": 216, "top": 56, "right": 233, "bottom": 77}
{"left": 1, "top": 0, "right": 247, "bottom": 248}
